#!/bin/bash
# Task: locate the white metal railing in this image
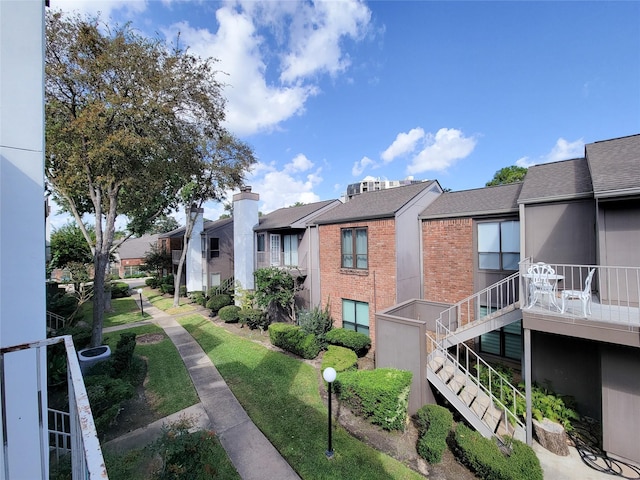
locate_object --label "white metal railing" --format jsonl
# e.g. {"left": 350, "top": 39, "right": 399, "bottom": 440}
{"left": 427, "top": 327, "right": 526, "bottom": 441}
{"left": 435, "top": 272, "right": 520, "bottom": 344}
{"left": 0, "top": 335, "right": 108, "bottom": 479}
{"left": 47, "top": 311, "right": 67, "bottom": 332}
{"left": 520, "top": 261, "right": 640, "bottom": 328}
{"left": 256, "top": 251, "right": 306, "bottom": 270}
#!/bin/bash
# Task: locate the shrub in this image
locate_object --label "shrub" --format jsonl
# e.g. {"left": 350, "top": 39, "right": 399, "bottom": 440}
{"left": 112, "top": 332, "right": 137, "bottom": 377}
{"left": 415, "top": 404, "right": 453, "bottom": 464}
{"left": 325, "top": 328, "right": 371, "bottom": 357}
{"left": 218, "top": 305, "right": 241, "bottom": 323}
{"left": 159, "top": 283, "right": 174, "bottom": 295}
{"left": 191, "top": 291, "right": 206, "bottom": 307}
{"left": 150, "top": 418, "right": 239, "bottom": 480}
{"left": 206, "top": 294, "right": 233, "bottom": 315}
{"left": 321, "top": 345, "right": 357, "bottom": 373}
{"left": 451, "top": 423, "right": 543, "bottom": 480}
{"left": 268, "top": 323, "right": 321, "bottom": 359}
{"left": 110, "top": 282, "right": 131, "bottom": 298}
{"left": 47, "top": 291, "right": 78, "bottom": 319}
{"left": 145, "top": 277, "right": 160, "bottom": 288}
{"left": 297, "top": 303, "right": 333, "bottom": 349}
{"left": 334, "top": 369, "right": 412, "bottom": 431}
{"left": 240, "top": 308, "right": 270, "bottom": 331}
{"left": 84, "top": 374, "right": 135, "bottom": 435}
{"left": 179, "top": 285, "right": 187, "bottom": 297}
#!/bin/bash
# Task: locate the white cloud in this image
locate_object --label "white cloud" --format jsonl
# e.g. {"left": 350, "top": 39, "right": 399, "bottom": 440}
{"left": 285, "top": 153, "right": 314, "bottom": 173}
{"left": 406, "top": 128, "right": 477, "bottom": 175}
{"left": 381, "top": 127, "right": 425, "bottom": 163}
{"left": 247, "top": 157, "right": 322, "bottom": 213}
{"left": 352, "top": 156, "right": 375, "bottom": 176}
{"left": 516, "top": 137, "right": 585, "bottom": 168}
{"left": 279, "top": 0, "right": 372, "bottom": 83}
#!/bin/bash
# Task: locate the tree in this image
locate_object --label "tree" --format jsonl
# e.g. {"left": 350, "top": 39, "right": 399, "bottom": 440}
{"left": 45, "top": 11, "right": 229, "bottom": 347}
{"left": 49, "top": 222, "right": 93, "bottom": 272}
{"left": 486, "top": 166, "right": 528, "bottom": 186}
{"left": 141, "top": 243, "right": 173, "bottom": 277}
{"left": 253, "top": 267, "right": 302, "bottom": 323}
{"left": 148, "top": 215, "right": 180, "bottom": 234}
{"left": 172, "top": 133, "right": 256, "bottom": 307}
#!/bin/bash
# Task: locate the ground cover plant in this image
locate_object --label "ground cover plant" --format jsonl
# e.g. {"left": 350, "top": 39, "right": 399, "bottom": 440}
{"left": 179, "top": 314, "right": 423, "bottom": 480}
{"left": 415, "top": 404, "right": 453, "bottom": 464}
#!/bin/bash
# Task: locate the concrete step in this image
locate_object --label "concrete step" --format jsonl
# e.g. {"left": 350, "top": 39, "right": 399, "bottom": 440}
{"left": 483, "top": 405, "right": 503, "bottom": 433}
{"left": 448, "top": 373, "right": 467, "bottom": 395}
{"left": 458, "top": 383, "right": 478, "bottom": 407}
{"left": 437, "top": 364, "right": 456, "bottom": 383}
{"left": 428, "top": 354, "right": 445, "bottom": 373}
{"left": 470, "top": 392, "right": 491, "bottom": 419}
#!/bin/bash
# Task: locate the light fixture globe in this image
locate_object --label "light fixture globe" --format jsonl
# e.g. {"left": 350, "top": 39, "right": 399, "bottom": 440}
{"left": 137, "top": 288, "right": 143, "bottom": 294}
{"left": 323, "top": 367, "right": 337, "bottom": 383}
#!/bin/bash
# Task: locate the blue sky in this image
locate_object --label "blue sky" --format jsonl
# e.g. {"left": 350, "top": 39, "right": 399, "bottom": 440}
{"left": 50, "top": 0, "right": 640, "bottom": 228}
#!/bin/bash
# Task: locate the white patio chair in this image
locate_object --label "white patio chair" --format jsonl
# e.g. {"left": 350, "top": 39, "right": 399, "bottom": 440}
{"left": 527, "top": 263, "right": 557, "bottom": 309}
{"left": 560, "top": 268, "right": 596, "bottom": 316}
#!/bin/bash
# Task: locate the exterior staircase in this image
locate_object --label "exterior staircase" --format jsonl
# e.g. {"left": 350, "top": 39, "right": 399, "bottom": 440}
{"left": 426, "top": 272, "right": 527, "bottom": 444}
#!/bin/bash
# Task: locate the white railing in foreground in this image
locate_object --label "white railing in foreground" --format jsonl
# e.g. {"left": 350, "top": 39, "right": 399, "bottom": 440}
{"left": 520, "top": 262, "right": 640, "bottom": 328}
{"left": 0, "top": 335, "right": 108, "bottom": 479}
{"left": 435, "top": 272, "right": 520, "bottom": 343}
{"left": 427, "top": 325, "right": 526, "bottom": 441}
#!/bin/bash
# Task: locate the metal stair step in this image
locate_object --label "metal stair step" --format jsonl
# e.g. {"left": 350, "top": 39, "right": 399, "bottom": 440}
{"left": 458, "top": 383, "right": 478, "bottom": 407}
{"left": 470, "top": 392, "right": 490, "bottom": 418}
{"left": 437, "top": 364, "right": 455, "bottom": 383}
{"left": 483, "top": 405, "right": 503, "bottom": 433}
{"left": 448, "top": 373, "right": 467, "bottom": 395}
{"left": 428, "top": 354, "right": 445, "bottom": 373}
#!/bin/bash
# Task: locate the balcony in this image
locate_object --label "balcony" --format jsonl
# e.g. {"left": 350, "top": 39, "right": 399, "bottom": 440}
{"left": 519, "top": 261, "right": 640, "bottom": 345}
{"left": 1, "top": 335, "right": 108, "bottom": 479}
{"left": 256, "top": 251, "right": 307, "bottom": 275}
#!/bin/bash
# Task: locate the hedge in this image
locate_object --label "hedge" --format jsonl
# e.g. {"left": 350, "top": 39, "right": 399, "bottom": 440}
{"left": 268, "top": 323, "right": 321, "bottom": 359}
{"left": 206, "top": 294, "right": 233, "bottom": 315}
{"left": 240, "top": 308, "right": 270, "bottom": 331}
{"left": 334, "top": 368, "right": 412, "bottom": 431}
{"left": 452, "top": 423, "right": 543, "bottom": 480}
{"left": 415, "top": 404, "right": 453, "bottom": 464}
{"left": 321, "top": 345, "right": 357, "bottom": 373}
{"left": 110, "top": 282, "right": 131, "bottom": 299}
{"left": 325, "top": 328, "right": 371, "bottom": 357}
{"left": 218, "top": 305, "right": 241, "bottom": 323}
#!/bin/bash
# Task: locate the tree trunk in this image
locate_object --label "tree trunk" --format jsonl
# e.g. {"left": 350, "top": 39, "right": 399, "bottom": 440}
{"left": 91, "top": 251, "right": 110, "bottom": 347}
{"left": 173, "top": 247, "right": 188, "bottom": 307}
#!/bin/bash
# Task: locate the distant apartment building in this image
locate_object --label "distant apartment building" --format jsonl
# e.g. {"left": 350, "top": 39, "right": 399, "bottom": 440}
{"left": 344, "top": 177, "right": 425, "bottom": 201}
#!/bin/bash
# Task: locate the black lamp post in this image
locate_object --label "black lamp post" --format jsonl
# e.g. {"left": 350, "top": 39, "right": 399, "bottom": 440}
{"left": 137, "top": 288, "right": 144, "bottom": 316}
{"left": 322, "top": 367, "right": 337, "bottom": 459}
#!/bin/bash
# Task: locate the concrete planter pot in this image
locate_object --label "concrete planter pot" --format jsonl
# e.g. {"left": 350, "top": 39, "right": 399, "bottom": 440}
{"left": 78, "top": 345, "right": 111, "bottom": 375}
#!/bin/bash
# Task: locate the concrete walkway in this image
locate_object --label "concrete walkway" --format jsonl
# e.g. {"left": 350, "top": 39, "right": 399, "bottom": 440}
{"left": 104, "top": 299, "right": 300, "bottom": 480}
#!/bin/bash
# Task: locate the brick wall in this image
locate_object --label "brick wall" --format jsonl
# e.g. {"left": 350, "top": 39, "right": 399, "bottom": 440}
{"left": 318, "top": 219, "right": 397, "bottom": 352}
{"left": 422, "top": 218, "right": 474, "bottom": 304}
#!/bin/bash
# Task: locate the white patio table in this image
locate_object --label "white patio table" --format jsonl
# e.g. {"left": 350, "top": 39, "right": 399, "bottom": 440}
{"left": 523, "top": 272, "right": 564, "bottom": 310}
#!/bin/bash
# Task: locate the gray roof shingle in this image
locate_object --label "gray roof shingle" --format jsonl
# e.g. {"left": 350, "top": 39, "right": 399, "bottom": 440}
{"left": 314, "top": 181, "right": 436, "bottom": 225}
{"left": 256, "top": 200, "right": 339, "bottom": 231}
{"left": 586, "top": 134, "right": 640, "bottom": 198}
{"left": 518, "top": 157, "right": 593, "bottom": 204}
{"left": 420, "top": 183, "right": 522, "bottom": 219}
{"left": 117, "top": 234, "right": 159, "bottom": 259}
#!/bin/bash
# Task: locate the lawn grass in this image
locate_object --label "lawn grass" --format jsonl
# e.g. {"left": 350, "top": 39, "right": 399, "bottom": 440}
{"left": 103, "top": 324, "right": 199, "bottom": 417}
{"left": 179, "top": 314, "right": 423, "bottom": 480}
{"left": 148, "top": 295, "right": 197, "bottom": 315}
{"left": 77, "top": 296, "right": 151, "bottom": 328}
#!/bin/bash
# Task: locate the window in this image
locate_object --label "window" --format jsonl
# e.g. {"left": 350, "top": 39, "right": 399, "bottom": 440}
{"left": 478, "top": 220, "right": 519, "bottom": 270}
{"left": 257, "top": 233, "right": 265, "bottom": 252}
{"left": 270, "top": 234, "right": 281, "bottom": 265}
{"left": 341, "top": 228, "right": 367, "bottom": 269}
{"left": 283, "top": 234, "right": 298, "bottom": 266}
{"left": 342, "top": 299, "right": 369, "bottom": 336}
{"left": 210, "top": 238, "right": 220, "bottom": 258}
{"left": 480, "top": 319, "right": 522, "bottom": 360}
